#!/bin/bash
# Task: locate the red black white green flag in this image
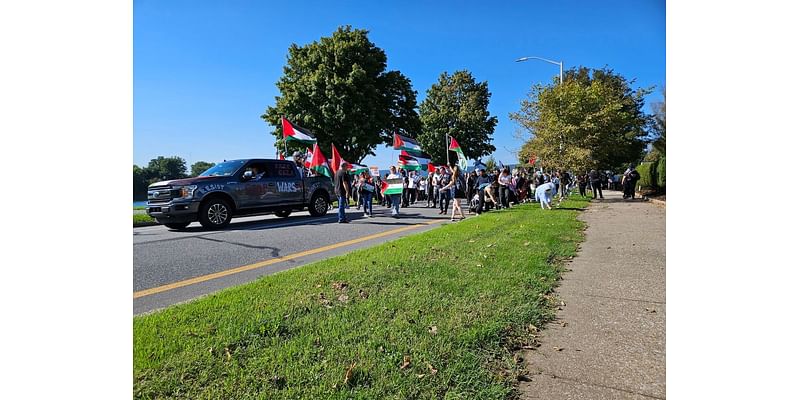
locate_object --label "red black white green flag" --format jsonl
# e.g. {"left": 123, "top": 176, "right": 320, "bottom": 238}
{"left": 393, "top": 132, "right": 431, "bottom": 159}
{"left": 381, "top": 178, "right": 404, "bottom": 195}
{"left": 448, "top": 136, "right": 468, "bottom": 170}
{"left": 309, "top": 143, "right": 332, "bottom": 178}
{"left": 281, "top": 117, "right": 317, "bottom": 144}
{"left": 398, "top": 152, "right": 421, "bottom": 170}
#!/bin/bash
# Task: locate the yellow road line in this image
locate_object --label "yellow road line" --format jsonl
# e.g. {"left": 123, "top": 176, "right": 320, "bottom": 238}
{"left": 134, "top": 218, "right": 445, "bottom": 299}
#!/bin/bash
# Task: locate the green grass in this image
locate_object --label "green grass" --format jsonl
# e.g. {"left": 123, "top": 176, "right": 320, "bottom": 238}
{"left": 134, "top": 206, "right": 147, "bottom": 210}
{"left": 134, "top": 213, "right": 155, "bottom": 225}
{"left": 133, "top": 196, "right": 589, "bottom": 399}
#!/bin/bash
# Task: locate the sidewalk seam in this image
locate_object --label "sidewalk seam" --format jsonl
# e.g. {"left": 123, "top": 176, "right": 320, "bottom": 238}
{"left": 541, "top": 373, "right": 666, "bottom": 400}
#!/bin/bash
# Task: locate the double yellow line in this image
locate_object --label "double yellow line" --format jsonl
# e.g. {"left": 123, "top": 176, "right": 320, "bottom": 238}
{"left": 134, "top": 219, "right": 443, "bottom": 299}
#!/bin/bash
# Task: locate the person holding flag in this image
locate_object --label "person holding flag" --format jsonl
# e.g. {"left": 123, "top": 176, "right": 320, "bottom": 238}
{"left": 333, "top": 160, "right": 351, "bottom": 223}
{"left": 449, "top": 137, "right": 468, "bottom": 171}
{"left": 383, "top": 166, "right": 404, "bottom": 218}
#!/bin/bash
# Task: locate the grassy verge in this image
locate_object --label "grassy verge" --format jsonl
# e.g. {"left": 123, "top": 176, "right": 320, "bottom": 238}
{"left": 134, "top": 213, "right": 156, "bottom": 226}
{"left": 134, "top": 196, "right": 589, "bottom": 399}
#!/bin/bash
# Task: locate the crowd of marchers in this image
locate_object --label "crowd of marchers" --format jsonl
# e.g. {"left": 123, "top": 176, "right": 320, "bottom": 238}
{"left": 289, "top": 151, "right": 641, "bottom": 223}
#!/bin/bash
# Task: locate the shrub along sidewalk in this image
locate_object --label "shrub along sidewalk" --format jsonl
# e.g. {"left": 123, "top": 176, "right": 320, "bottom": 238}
{"left": 134, "top": 196, "right": 589, "bottom": 399}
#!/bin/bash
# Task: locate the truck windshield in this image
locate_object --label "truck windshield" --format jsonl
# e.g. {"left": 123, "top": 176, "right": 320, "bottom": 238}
{"left": 199, "top": 160, "right": 246, "bottom": 177}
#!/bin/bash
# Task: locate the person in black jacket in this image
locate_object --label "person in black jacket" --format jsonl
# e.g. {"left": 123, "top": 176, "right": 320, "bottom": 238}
{"left": 589, "top": 169, "right": 604, "bottom": 199}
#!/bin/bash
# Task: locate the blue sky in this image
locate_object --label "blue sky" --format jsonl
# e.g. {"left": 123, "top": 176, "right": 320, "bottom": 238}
{"left": 134, "top": 0, "right": 665, "bottom": 170}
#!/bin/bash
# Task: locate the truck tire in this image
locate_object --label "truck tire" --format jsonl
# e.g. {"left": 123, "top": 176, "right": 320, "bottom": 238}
{"left": 274, "top": 210, "right": 292, "bottom": 218}
{"left": 199, "top": 197, "right": 233, "bottom": 229}
{"left": 164, "top": 222, "right": 190, "bottom": 230}
{"left": 308, "top": 191, "right": 329, "bottom": 217}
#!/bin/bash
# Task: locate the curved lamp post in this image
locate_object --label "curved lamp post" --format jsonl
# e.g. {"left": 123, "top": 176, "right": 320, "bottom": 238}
{"left": 515, "top": 56, "right": 563, "bottom": 85}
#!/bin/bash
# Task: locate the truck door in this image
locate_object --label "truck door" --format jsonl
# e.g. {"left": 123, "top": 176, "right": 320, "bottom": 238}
{"left": 237, "top": 161, "right": 276, "bottom": 208}
{"left": 267, "top": 160, "right": 304, "bottom": 204}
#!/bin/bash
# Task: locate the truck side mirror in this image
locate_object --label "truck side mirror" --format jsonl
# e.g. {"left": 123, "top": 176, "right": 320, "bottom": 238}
{"left": 243, "top": 170, "right": 253, "bottom": 180}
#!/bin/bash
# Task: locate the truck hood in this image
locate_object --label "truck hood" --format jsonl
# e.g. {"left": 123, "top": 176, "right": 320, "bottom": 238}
{"left": 149, "top": 176, "right": 221, "bottom": 187}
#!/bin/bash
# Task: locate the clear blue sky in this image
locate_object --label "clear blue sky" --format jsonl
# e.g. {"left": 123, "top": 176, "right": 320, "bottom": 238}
{"left": 134, "top": 0, "right": 665, "bottom": 170}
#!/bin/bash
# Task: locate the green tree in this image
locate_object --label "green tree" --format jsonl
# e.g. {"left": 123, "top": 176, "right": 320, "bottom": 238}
{"left": 133, "top": 165, "right": 149, "bottom": 200}
{"left": 511, "top": 67, "right": 652, "bottom": 172}
{"left": 146, "top": 156, "right": 188, "bottom": 181}
{"left": 261, "top": 26, "right": 422, "bottom": 163}
{"left": 484, "top": 156, "right": 497, "bottom": 172}
{"left": 190, "top": 161, "right": 216, "bottom": 177}
{"left": 418, "top": 70, "right": 497, "bottom": 164}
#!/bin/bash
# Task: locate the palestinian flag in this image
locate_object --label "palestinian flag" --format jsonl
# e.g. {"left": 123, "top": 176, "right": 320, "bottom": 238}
{"left": 427, "top": 163, "right": 437, "bottom": 173}
{"left": 398, "top": 153, "right": 421, "bottom": 170}
{"left": 449, "top": 137, "right": 468, "bottom": 170}
{"left": 281, "top": 117, "right": 317, "bottom": 144}
{"left": 278, "top": 153, "right": 285, "bottom": 160}
{"left": 304, "top": 147, "right": 313, "bottom": 168}
{"left": 393, "top": 132, "right": 431, "bottom": 158}
{"left": 331, "top": 144, "right": 349, "bottom": 173}
{"left": 381, "top": 178, "right": 404, "bottom": 195}
{"left": 348, "top": 163, "right": 369, "bottom": 175}
{"left": 308, "top": 143, "right": 332, "bottom": 178}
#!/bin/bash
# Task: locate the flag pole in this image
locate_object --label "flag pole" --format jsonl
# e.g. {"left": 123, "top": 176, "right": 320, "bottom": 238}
{"left": 445, "top": 134, "right": 450, "bottom": 166}
{"left": 281, "top": 115, "right": 288, "bottom": 159}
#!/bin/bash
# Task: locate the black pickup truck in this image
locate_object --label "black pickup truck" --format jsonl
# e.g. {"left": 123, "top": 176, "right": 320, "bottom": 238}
{"left": 146, "top": 159, "right": 334, "bottom": 230}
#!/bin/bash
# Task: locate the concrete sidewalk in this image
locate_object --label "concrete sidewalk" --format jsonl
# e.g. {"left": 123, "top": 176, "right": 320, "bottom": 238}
{"left": 520, "top": 191, "right": 666, "bottom": 399}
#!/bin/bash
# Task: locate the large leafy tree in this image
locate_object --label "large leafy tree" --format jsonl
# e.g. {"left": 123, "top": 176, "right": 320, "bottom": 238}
{"left": 418, "top": 70, "right": 497, "bottom": 164}
{"left": 190, "top": 161, "right": 216, "bottom": 177}
{"left": 650, "top": 87, "right": 666, "bottom": 157}
{"left": 511, "top": 67, "right": 652, "bottom": 172}
{"left": 261, "top": 26, "right": 421, "bottom": 163}
{"left": 145, "top": 156, "right": 188, "bottom": 181}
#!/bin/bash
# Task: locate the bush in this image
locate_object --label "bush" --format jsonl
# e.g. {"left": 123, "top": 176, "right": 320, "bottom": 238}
{"left": 636, "top": 162, "right": 656, "bottom": 189}
{"left": 656, "top": 157, "right": 666, "bottom": 188}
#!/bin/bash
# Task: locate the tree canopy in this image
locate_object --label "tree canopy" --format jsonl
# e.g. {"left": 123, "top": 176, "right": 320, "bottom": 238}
{"left": 511, "top": 67, "right": 652, "bottom": 172}
{"left": 261, "top": 26, "right": 421, "bottom": 163}
{"left": 417, "top": 70, "right": 497, "bottom": 164}
{"left": 191, "top": 161, "right": 216, "bottom": 177}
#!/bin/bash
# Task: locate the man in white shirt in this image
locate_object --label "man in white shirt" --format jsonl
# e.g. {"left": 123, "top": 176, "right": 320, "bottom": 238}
{"left": 387, "top": 166, "right": 402, "bottom": 217}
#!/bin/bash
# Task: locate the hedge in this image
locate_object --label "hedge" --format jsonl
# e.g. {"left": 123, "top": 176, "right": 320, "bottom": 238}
{"left": 656, "top": 157, "right": 666, "bottom": 188}
{"left": 636, "top": 162, "right": 657, "bottom": 189}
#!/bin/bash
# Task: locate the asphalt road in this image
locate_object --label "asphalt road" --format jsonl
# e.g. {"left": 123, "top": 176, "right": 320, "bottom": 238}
{"left": 133, "top": 202, "right": 463, "bottom": 315}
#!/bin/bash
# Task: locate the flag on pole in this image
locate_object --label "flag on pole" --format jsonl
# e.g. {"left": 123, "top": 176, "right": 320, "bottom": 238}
{"left": 309, "top": 143, "right": 332, "bottom": 178}
{"left": 279, "top": 153, "right": 285, "bottom": 160}
{"left": 398, "top": 152, "right": 421, "bottom": 170}
{"left": 304, "top": 147, "right": 313, "bottom": 168}
{"left": 281, "top": 117, "right": 317, "bottom": 144}
{"left": 381, "top": 178, "right": 404, "bottom": 195}
{"left": 348, "top": 163, "right": 369, "bottom": 175}
{"left": 393, "top": 132, "right": 431, "bottom": 158}
{"left": 331, "top": 144, "right": 350, "bottom": 173}
{"left": 448, "top": 137, "right": 468, "bottom": 170}
{"left": 427, "top": 163, "right": 437, "bottom": 173}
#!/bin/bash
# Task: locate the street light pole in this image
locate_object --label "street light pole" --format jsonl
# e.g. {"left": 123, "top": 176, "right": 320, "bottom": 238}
{"left": 515, "top": 56, "right": 563, "bottom": 85}
{"left": 516, "top": 56, "right": 565, "bottom": 171}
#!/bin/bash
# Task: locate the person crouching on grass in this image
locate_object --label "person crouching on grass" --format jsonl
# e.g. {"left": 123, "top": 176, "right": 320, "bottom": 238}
{"left": 535, "top": 181, "right": 556, "bottom": 210}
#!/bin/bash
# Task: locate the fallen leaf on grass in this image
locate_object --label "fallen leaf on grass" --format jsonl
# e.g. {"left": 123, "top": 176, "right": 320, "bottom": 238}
{"left": 332, "top": 282, "right": 349, "bottom": 291}
{"left": 523, "top": 242, "right": 531, "bottom": 246}
{"left": 338, "top": 294, "right": 349, "bottom": 303}
{"left": 344, "top": 362, "right": 356, "bottom": 385}
{"left": 528, "top": 324, "right": 539, "bottom": 332}
{"left": 486, "top": 243, "right": 494, "bottom": 248}
{"left": 315, "top": 284, "right": 322, "bottom": 288}
{"left": 468, "top": 240, "right": 476, "bottom": 243}
{"left": 358, "top": 289, "right": 369, "bottom": 299}
{"left": 400, "top": 355, "right": 411, "bottom": 369}
{"left": 476, "top": 264, "right": 483, "bottom": 267}
{"left": 429, "top": 326, "right": 438, "bottom": 335}
{"left": 427, "top": 363, "right": 438, "bottom": 375}
{"left": 553, "top": 347, "right": 564, "bottom": 351}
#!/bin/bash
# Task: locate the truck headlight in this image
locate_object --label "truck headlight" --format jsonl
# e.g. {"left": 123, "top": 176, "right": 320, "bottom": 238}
{"left": 178, "top": 185, "right": 197, "bottom": 199}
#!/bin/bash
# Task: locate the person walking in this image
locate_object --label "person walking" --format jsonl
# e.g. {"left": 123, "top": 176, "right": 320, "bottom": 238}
{"left": 498, "top": 168, "right": 512, "bottom": 209}
{"left": 589, "top": 169, "right": 604, "bottom": 199}
{"left": 358, "top": 171, "right": 375, "bottom": 217}
{"left": 440, "top": 165, "right": 467, "bottom": 221}
{"left": 334, "top": 160, "right": 351, "bottom": 223}
{"left": 474, "top": 168, "right": 492, "bottom": 214}
{"left": 577, "top": 172, "right": 588, "bottom": 197}
{"left": 386, "top": 166, "right": 402, "bottom": 218}
{"left": 438, "top": 166, "right": 452, "bottom": 215}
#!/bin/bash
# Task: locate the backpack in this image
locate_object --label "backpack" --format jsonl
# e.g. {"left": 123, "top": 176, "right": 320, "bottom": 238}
{"left": 630, "top": 170, "right": 640, "bottom": 181}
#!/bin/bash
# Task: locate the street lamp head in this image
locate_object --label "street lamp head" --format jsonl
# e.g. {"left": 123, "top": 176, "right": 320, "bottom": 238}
{"left": 515, "top": 57, "right": 529, "bottom": 62}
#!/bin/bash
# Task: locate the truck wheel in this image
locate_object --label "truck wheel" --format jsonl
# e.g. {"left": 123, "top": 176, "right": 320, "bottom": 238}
{"left": 199, "top": 198, "right": 233, "bottom": 229}
{"left": 275, "top": 210, "right": 292, "bottom": 218}
{"left": 308, "top": 192, "right": 329, "bottom": 217}
{"left": 164, "top": 222, "right": 190, "bottom": 230}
